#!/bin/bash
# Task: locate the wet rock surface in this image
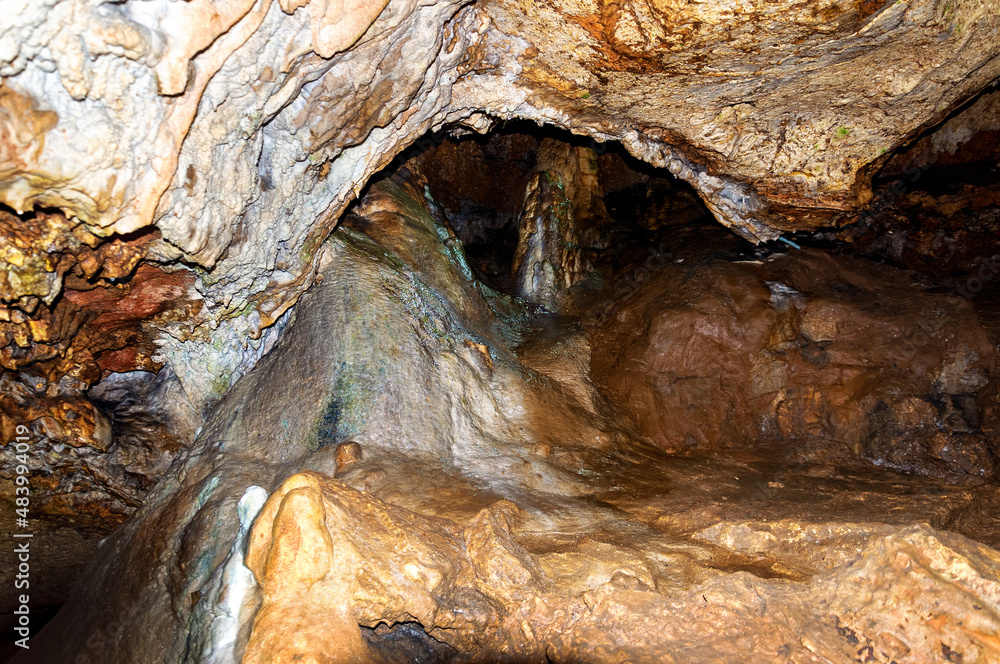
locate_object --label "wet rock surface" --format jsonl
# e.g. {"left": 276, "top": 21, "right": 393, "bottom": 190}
{"left": 15, "top": 170, "right": 1000, "bottom": 664}
{"left": 0, "top": 0, "right": 999, "bottom": 659}
{"left": 0, "top": 369, "right": 194, "bottom": 526}
{"left": 512, "top": 138, "right": 611, "bottom": 312}
{"left": 2, "top": 0, "right": 999, "bottom": 390}
{"left": 591, "top": 248, "right": 999, "bottom": 481}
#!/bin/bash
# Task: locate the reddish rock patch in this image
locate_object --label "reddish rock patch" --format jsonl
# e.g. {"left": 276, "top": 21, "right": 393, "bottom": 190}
{"left": 591, "top": 248, "right": 999, "bottom": 480}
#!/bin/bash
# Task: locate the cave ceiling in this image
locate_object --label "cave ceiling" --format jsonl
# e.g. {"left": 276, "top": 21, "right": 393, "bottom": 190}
{"left": 2, "top": 0, "right": 998, "bottom": 366}
{"left": 4, "top": 3, "right": 1000, "bottom": 660}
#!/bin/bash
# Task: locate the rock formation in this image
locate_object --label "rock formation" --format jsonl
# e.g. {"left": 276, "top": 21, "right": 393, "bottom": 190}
{"left": 3, "top": 0, "right": 999, "bottom": 381}
{"left": 591, "top": 248, "right": 999, "bottom": 479}
{"left": 10, "top": 171, "right": 1000, "bottom": 663}
{"left": 1, "top": 0, "right": 1000, "bottom": 662}
{"left": 512, "top": 138, "right": 610, "bottom": 310}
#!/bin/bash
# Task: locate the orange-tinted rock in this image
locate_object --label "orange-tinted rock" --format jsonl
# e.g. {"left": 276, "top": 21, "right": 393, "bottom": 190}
{"left": 245, "top": 471, "right": 478, "bottom": 663}
{"left": 1, "top": 261, "right": 197, "bottom": 382}
{"left": 0, "top": 84, "right": 58, "bottom": 175}
{"left": 15, "top": 140, "right": 1000, "bottom": 664}
{"left": 592, "top": 248, "right": 998, "bottom": 479}
{"left": 244, "top": 478, "right": 371, "bottom": 664}
{"left": 0, "top": 368, "right": 193, "bottom": 531}
{"left": 333, "top": 441, "right": 362, "bottom": 473}
{"left": 0, "top": 209, "right": 189, "bottom": 384}
{"left": 838, "top": 89, "right": 1000, "bottom": 278}
{"left": 239, "top": 470, "right": 1000, "bottom": 664}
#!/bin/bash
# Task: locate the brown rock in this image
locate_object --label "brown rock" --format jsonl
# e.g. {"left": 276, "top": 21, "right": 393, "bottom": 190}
{"left": 12, "top": 120, "right": 1000, "bottom": 664}
{"left": 512, "top": 138, "right": 611, "bottom": 311}
{"left": 333, "top": 441, "right": 363, "bottom": 473}
{"left": 244, "top": 475, "right": 370, "bottom": 664}
{"left": 592, "top": 249, "right": 998, "bottom": 479}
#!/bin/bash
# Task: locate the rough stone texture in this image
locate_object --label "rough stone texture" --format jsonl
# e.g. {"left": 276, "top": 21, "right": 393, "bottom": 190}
{"left": 407, "top": 130, "right": 541, "bottom": 257}
{"left": 838, "top": 87, "right": 1000, "bottom": 277}
{"left": 512, "top": 138, "right": 609, "bottom": 310}
{"left": 0, "top": 209, "right": 173, "bottom": 375}
{"left": 882, "top": 88, "right": 1000, "bottom": 177}
{"left": 0, "top": 0, "right": 487, "bottom": 330}
{"left": 591, "top": 248, "right": 1000, "bottom": 480}
{"left": 1, "top": 7, "right": 999, "bottom": 541}
{"left": 244, "top": 471, "right": 1000, "bottom": 664}
{"left": 0, "top": 368, "right": 197, "bottom": 530}
{"left": 455, "top": 0, "right": 1000, "bottom": 238}
{"left": 2, "top": 0, "right": 999, "bottom": 382}
{"left": 16, "top": 173, "right": 1000, "bottom": 664}
{"left": 2, "top": 1, "right": 1000, "bottom": 657}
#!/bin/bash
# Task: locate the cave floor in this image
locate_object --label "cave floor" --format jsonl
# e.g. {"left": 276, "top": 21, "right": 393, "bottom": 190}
{"left": 325, "top": 287, "right": 1000, "bottom": 662}
{"left": 340, "top": 438, "right": 1000, "bottom": 662}
{"left": 220, "top": 207, "right": 1000, "bottom": 662}
{"left": 15, "top": 181, "right": 1000, "bottom": 664}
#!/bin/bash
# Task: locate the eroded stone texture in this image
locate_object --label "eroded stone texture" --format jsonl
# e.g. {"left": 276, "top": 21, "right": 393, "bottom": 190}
{"left": 243, "top": 470, "right": 1000, "bottom": 664}
{"left": 3, "top": 0, "right": 999, "bottom": 379}
{"left": 512, "top": 138, "right": 610, "bottom": 311}
{"left": 18, "top": 171, "right": 1000, "bottom": 664}
{"left": 0, "top": 0, "right": 487, "bottom": 330}
{"left": 1, "top": 5, "right": 998, "bottom": 530}
{"left": 0, "top": 368, "right": 196, "bottom": 529}
{"left": 0, "top": 259, "right": 201, "bottom": 540}
{"left": 2, "top": 1, "right": 1000, "bottom": 659}
{"left": 0, "top": 209, "right": 175, "bottom": 373}
{"left": 839, "top": 87, "right": 1000, "bottom": 278}
{"left": 455, "top": 0, "right": 1000, "bottom": 238}
{"left": 591, "top": 248, "right": 999, "bottom": 480}
{"left": 0, "top": 367, "right": 198, "bottom": 625}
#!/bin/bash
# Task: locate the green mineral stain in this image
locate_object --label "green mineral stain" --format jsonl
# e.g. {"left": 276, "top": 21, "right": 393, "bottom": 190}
{"left": 211, "top": 373, "right": 231, "bottom": 396}
{"left": 544, "top": 171, "right": 572, "bottom": 226}
{"left": 191, "top": 475, "right": 221, "bottom": 514}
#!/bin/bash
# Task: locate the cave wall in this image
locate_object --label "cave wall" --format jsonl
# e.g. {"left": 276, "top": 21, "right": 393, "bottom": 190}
{"left": 2, "top": 1, "right": 1000, "bottom": 658}
{"left": 13, "top": 163, "right": 1000, "bottom": 664}
{"left": 2, "top": 0, "right": 999, "bottom": 412}
{"left": 839, "top": 86, "right": 1000, "bottom": 275}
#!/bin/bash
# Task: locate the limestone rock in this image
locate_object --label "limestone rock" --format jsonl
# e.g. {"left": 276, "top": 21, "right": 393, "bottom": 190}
{"left": 591, "top": 248, "right": 999, "bottom": 479}
{"left": 2, "top": 0, "right": 1000, "bottom": 660}
{"left": 839, "top": 88, "right": 1000, "bottom": 277}
{"left": 460, "top": 0, "right": 1000, "bottom": 238}
{"left": 17, "top": 164, "right": 1000, "bottom": 664}
{"left": 2, "top": 0, "right": 998, "bottom": 390}
{"left": 512, "top": 138, "right": 611, "bottom": 311}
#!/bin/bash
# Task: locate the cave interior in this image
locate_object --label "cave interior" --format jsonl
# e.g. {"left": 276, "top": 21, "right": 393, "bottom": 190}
{"left": 2, "top": 2, "right": 1000, "bottom": 663}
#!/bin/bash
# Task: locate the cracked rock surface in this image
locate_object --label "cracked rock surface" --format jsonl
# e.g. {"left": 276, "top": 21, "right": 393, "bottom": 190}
{"left": 2, "top": 0, "right": 999, "bottom": 349}
{"left": 16, "top": 171, "right": 1000, "bottom": 664}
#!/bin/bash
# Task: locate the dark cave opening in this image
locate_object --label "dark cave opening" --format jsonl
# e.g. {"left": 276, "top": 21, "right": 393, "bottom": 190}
{"left": 360, "top": 118, "right": 1000, "bottom": 491}
{"left": 375, "top": 121, "right": 771, "bottom": 304}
